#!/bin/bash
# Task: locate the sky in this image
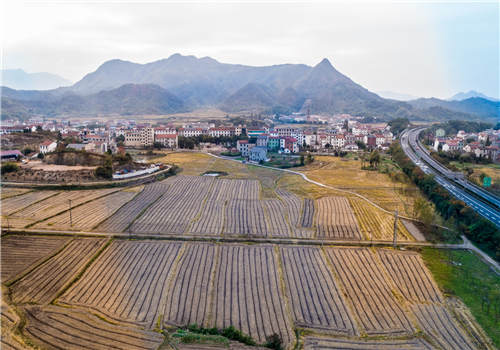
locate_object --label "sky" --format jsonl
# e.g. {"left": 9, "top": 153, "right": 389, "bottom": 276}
{"left": 1, "top": 0, "right": 499, "bottom": 99}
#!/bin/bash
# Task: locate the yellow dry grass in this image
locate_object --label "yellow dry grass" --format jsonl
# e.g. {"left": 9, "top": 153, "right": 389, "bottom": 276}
{"left": 294, "top": 156, "right": 426, "bottom": 217}
{"left": 349, "top": 197, "right": 413, "bottom": 241}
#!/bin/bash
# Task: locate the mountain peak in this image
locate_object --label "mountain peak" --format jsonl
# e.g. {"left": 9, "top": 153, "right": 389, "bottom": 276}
{"left": 316, "top": 58, "right": 334, "bottom": 69}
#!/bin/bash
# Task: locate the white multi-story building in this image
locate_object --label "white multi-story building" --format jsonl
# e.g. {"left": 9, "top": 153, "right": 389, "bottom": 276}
{"left": 209, "top": 127, "right": 235, "bottom": 138}
{"left": 179, "top": 128, "right": 205, "bottom": 137}
{"left": 39, "top": 140, "right": 57, "bottom": 154}
{"left": 125, "top": 127, "right": 154, "bottom": 147}
{"left": 155, "top": 134, "right": 178, "bottom": 148}
{"left": 237, "top": 140, "right": 255, "bottom": 157}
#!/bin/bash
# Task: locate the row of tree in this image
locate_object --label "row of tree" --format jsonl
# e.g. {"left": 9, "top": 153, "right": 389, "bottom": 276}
{"left": 178, "top": 135, "right": 249, "bottom": 149}
{"left": 390, "top": 142, "right": 500, "bottom": 260}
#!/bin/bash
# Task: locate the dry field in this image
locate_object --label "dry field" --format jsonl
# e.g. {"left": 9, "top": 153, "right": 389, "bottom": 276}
{"left": 280, "top": 246, "right": 356, "bottom": 335}
{"left": 11, "top": 238, "right": 106, "bottom": 304}
{"left": 211, "top": 244, "right": 294, "bottom": 347}
{"left": 325, "top": 247, "right": 414, "bottom": 336}
{"left": 34, "top": 190, "right": 136, "bottom": 230}
{"left": 60, "top": 240, "right": 183, "bottom": 328}
{"left": 294, "top": 155, "right": 429, "bottom": 217}
{"left": 378, "top": 249, "right": 442, "bottom": 303}
{"left": 304, "top": 337, "right": 434, "bottom": 349}
{"left": 24, "top": 305, "right": 164, "bottom": 350}
{"left": 1, "top": 190, "right": 59, "bottom": 216}
{"left": 411, "top": 303, "right": 478, "bottom": 350}
{"left": 0, "top": 187, "right": 31, "bottom": 199}
{"left": 315, "top": 197, "right": 362, "bottom": 239}
{"left": 1, "top": 235, "right": 490, "bottom": 350}
{"left": 1, "top": 235, "right": 71, "bottom": 283}
{"left": 223, "top": 199, "right": 268, "bottom": 236}
{"left": 349, "top": 197, "right": 413, "bottom": 241}
{"left": 163, "top": 243, "right": 216, "bottom": 327}
{"left": 95, "top": 183, "right": 169, "bottom": 232}
{"left": 8, "top": 188, "right": 119, "bottom": 228}
{"left": 131, "top": 176, "right": 213, "bottom": 234}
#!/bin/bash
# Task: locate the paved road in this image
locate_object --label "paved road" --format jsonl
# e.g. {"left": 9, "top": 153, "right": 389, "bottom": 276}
{"left": 401, "top": 128, "right": 500, "bottom": 228}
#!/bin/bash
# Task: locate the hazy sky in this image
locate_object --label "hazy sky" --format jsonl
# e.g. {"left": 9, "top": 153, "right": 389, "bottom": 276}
{"left": 1, "top": 0, "right": 499, "bottom": 99}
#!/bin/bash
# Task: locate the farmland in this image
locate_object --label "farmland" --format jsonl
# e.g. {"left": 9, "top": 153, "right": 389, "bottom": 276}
{"left": 315, "top": 197, "right": 362, "bottom": 239}
{"left": 325, "top": 247, "right": 414, "bottom": 335}
{"left": 8, "top": 188, "right": 119, "bottom": 228}
{"left": 1, "top": 234, "right": 493, "bottom": 349}
{"left": 1, "top": 168, "right": 420, "bottom": 241}
{"left": 280, "top": 246, "right": 356, "bottom": 334}
{"left": 1, "top": 154, "right": 493, "bottom": 349}
{"left": 34, "top": 190, "right": 137, "bottom": 230}
{"left": 11, "top": 238, "right": 106, "bottom": 304}
{"left": 211, "top": 244, "right": 294, "bottom": 346}
{"left": 349, "top": 197, "right": 413, "bottom": 241}
{"left": 1, "top": 235, "right": 71, "bottom": 283}
{"left": 24, "top": 305, "right": 164, "bottom": 350}
{"left": 60, "top": 240, "right": 183, "bottom": 328}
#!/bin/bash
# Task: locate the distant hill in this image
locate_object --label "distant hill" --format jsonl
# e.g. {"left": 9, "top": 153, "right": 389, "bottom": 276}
{"left": 376, "top": 91, "right": 419, "bottom": 101}
{"left": 1, "top": 69, "right": 71, "bottom": 90}
{"left": 449, "top": 90, "right": 498, "bottom": 102}
{"left": 1, "top": 84, "right": 185, "bottom": 119}
{"left": 408, "top": 97, "right": 499, "bottom": 120}
{"left": 1, "top": 54, "right": 496, "bottom": 121}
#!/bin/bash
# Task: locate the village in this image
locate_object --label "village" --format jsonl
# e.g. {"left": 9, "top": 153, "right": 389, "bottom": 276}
{"left": 0, "top": 114, "right": 396, "bottom": 164}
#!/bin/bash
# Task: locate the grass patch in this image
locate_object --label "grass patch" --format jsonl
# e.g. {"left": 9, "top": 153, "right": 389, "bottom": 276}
{"left": 421, "top": 247, "right": 500, "bottom": 347}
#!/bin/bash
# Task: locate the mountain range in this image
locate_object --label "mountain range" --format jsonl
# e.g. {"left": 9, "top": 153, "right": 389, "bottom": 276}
{"left": 1, "top": 69, "right": 72, "bottom": 90}
{"left": 448, "top": 90, "right": 498, "bottom": 102}
{"left": 1, "top": 54, "right": 499, "bottom": 122}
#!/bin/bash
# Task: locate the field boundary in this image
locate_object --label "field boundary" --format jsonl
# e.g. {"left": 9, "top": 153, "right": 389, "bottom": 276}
{"left": 2, "top": 227, "right": 469, "bottom": 249}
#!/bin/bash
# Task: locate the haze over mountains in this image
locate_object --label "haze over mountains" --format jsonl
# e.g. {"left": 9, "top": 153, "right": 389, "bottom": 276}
{"left": 1, "top": 54, "right": 498, "bottom": 122}
{"left": 1, "top": 69, "right": 72, "bottom": 90}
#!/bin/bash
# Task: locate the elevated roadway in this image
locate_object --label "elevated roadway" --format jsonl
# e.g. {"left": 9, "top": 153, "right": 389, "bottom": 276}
{"left": 401, "top": 128, "right": 500, "bottom": 228}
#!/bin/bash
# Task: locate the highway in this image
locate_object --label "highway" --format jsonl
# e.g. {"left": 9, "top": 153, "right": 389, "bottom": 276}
{"left": 401, "top": 128, "right": 500, "bottom": 228}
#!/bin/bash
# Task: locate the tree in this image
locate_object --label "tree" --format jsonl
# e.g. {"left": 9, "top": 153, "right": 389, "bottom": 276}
{"left": 300, "top": 154, "right": 305, "bottom": 166}
{"left": 153, "top": 142, "right": 164, "bottom": 149}
{"left": 95, "top": 157, "right": 113, "bottom": 179}
{"left": 22, "top": 148, "right": 34, "bottom": 155}
{"left": 37, "top": 152, "right": 44, "bottom": 159}
{"left": 306, "top": 153, "right": 313, "bottom": 164}
{"left": 1, "top": 162, "right": 19, "bottom": 174}
{"left": 369, "top": 150, "right": 381, "bottom": 168}
{"left": 413, "top": 198, "right": 434, "bottom": 228}
{"left": 116, "top": 135, "right": 125, "bottom": 142}
{"left": 485, "top": 135, "right": 492, "bottom": 146}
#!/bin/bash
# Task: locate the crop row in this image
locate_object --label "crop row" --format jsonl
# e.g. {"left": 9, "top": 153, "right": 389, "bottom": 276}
{"left": 315, "top": 197, "right": 362, "bottom": 239}
{"left": 3, "top": 235, "right": 481, "bottom": 349}
{"left": 12, "top": 238, "right": 105, "bottom": 304}
{"left": 24, "top": 305, "right": 163, "bottom": 350}
{"left": 95, "top": 183, "right": 169, "bottom": 232}
{"left": 34, "top": 191, "right": 136, "bottom": 231}
{"left": 60, "top": 240, "right": 182, "bottom": 328}
{"left": 1, "top": 235, "right": 71, "bottom": 283}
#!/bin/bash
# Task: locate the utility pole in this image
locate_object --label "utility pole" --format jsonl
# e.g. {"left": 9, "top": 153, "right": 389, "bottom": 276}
{"left": 68, "top": 199, "right": 73, "bottom": 227}
{"left": 393, "top": 210, "right": 398, "bottom": 248}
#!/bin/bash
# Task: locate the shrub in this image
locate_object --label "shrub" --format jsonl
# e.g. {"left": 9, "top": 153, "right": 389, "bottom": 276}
{"left": 1, "top": 162, "right": 19, "bottom": 174}
{"left": 265, "top": 333, "right": 283, "bottom": 350}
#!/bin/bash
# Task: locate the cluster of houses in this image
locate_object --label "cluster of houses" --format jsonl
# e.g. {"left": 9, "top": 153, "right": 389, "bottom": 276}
{"left": 2, "top": 116, "right": 395, "bottom": 163}
{"left": 433, "top": 128, "right": 500, "bottom": 162}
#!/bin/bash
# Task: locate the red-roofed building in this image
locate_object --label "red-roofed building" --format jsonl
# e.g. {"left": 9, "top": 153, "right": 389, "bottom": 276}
{"left": 39, "top": 140, "right": 57, "bottom": 154}
{"left": 280, "top": 137, "right": 299, "bottom": 153}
